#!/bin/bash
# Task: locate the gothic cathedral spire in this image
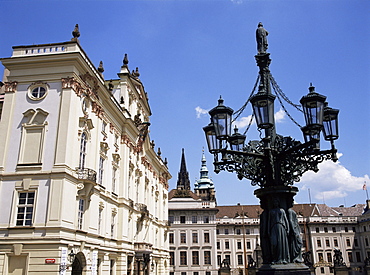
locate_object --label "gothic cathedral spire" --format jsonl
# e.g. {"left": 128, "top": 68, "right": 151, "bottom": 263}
{"left": 176, "top": 148, "right": 191, "bottom": 190}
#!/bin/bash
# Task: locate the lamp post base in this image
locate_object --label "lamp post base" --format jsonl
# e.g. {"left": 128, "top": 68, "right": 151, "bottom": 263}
{"left": 257, "top": 263, "right": 311, "bottom": 275}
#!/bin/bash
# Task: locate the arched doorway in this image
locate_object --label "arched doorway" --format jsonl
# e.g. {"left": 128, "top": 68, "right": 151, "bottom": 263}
{"left": 71, "top": 252, "right": 86, "bottom": 275}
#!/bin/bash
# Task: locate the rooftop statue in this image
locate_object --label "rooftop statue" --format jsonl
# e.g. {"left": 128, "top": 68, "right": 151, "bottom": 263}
{"left": 256, "top": 22, "right": 269, "bottom": 54}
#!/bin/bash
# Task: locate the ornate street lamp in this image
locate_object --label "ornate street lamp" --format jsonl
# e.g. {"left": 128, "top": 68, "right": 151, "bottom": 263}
{"left": 203, "top": 23, "right": 339, "bottom": 274}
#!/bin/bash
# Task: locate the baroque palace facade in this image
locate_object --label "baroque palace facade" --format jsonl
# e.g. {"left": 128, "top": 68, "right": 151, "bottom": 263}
{"left": 169, "top": 150, "right": 370, "bottom": 275}
{"left": 0, "top": 27, "right": 170, "bottom": 274}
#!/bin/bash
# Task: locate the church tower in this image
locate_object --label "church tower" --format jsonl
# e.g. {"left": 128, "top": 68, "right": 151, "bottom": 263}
{"left": 176, "top": 148, "right": 191, "bottom": 190}
{"left": 194, "top": 151, "right": 216, "bottom": 203}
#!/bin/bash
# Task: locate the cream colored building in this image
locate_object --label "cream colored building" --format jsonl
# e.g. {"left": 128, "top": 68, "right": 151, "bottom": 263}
{"left": 0, "top": 31, "right": 171, "bottom": 274}
{"left": 168, "top": 150, "right": 218, "bottom": 275}
{"left": 216, "top": 203, "right": 366, "bottom": 275}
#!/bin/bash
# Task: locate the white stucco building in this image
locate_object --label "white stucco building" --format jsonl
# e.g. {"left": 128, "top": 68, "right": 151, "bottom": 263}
{"left": 0, "top": 27, "right": 171, "bottom": 275}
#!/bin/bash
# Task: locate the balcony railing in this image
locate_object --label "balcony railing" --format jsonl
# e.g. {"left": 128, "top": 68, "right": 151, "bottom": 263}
{"left": 76, "top": 168, "right": 97, "bottom": 182}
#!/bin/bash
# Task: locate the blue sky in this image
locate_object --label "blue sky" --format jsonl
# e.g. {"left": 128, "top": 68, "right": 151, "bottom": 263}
{"left": 0, "top": 0, "right": 369, "bottom": 207}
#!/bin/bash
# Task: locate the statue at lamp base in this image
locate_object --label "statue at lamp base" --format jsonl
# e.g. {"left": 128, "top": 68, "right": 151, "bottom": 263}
{"left": 255, "top": 186, "right": 309, "bottom": 275}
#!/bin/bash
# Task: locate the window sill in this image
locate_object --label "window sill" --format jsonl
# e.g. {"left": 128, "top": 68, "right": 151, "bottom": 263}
{"left": 16, "top": 163, "right": 42, "bottom": 172}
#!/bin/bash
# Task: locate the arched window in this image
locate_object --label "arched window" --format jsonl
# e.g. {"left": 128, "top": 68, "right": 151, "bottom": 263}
{"left": 79, "top": 133, "right": 87, "bottom": 169}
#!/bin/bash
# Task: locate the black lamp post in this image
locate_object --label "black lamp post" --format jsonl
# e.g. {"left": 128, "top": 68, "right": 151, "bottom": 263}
{"left": 203, "top": 23, "right": 339, "bottom": 274}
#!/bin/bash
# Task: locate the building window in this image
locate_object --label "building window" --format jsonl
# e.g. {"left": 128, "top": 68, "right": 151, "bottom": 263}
{"left": 110, "top": 259, "right": 115, "bottom": 275}
{"left": 318, "top": 253, "right": 323, "bottom": 261}
{"left": 181, "top": 273, "right": 186, "bottom": 275}
{"left": 344, "top": 227, "right": 348, "bottom": 232}
{"left": 180, "top": 251, "right": 187, "bottom": 265}
{"left": 325, "top": 239, "right": 330, "bottom": 247}
{"left": 194, "top": 273, "right": 199, "bottom": 275}
{"left": 225, "top": 241, "right": 230, "bottom": 249}
{"left": 180, "top": 216, "right": 186, "bottom": 223}
{"left": 216, "top": 229, "right": 219, "bottom": 235}
{"left": 334, "top": 238, "right": 338, "bottom": 247}
{"left": 170, "top": 252, "right": 174, "bottom": 266}
{"left": 324, "top": 227, "right": 328, "bottom": 233}
{"left": 111, "top": 213, "right": 116, "bottom": 238}
{"left": 246, "top": 228, "right": 250, "bottom": 234}
{"left": 192, "top": 232, "right": 198, "bottom": 243}
{"left": 354, "top": 238, "right": 358, "bottom": 247}
{"left": 225, "top": 255, "right": 230, "bottom": 265}
{"left": 203, "top": 216, "right": 209, "bottom": 223}
{"left": 29, "top": 85, "right": 47, "bottom": 100}
{"left": 346, "top": 238, "right": 351, "bottom": 247}
{"left": 102, "top": 121, "right": 107, "bottom": 133}
{"left": 348, "top": 252, "right": 353, "bottom": 262}
{"left": 98, "top": 156, "right": 105, "bottom": 185}
{"left": 217, "top": 255, "right": 222, "bottom": 266}
{"left": 217, "top": 242, "right": 220, "bottom": 249}
{"left": 180, "top": 232, "right": 186, "bottom": 243}
{"left": 169, "top": 233, "right": 174, "bottom": 244}
{"left": 78, "top": 199, "right": 85, "bottom": 230}
{"left": 169, "top": 216, "right": 174, "bottom": 224}
{"left": 364, "top": 226, "right": 367, "bottom": 232}
{"left": 112, "top": 167, "right": 117, "bottom": 193}
{"left": 366, "top": 238, "right": 369, "bottom": 247}
{"left": 332, "top": 227, "right": 336, "bottom": 233}
{"left": 79, "top": 132, "right": 87, "bottom": 169}
{"left": 352, "top": 227, "right": 356, "bottom": 232}
{"left": 236, "top": 229, "right": 241, "bottom": 235}
{"left": 204, "top": 232, "right": 210, "bottom": 243}
{"left": 237, "top": 241, "right": 242, "bottom": 249}
{"left": 356, "top": 252, "right": 361, "bottom": 263}
{"left": 18, "top": 109, "right": 48, "bottom": 165}
{"left": 204, "top": 251, "right": 211, "bottom": 265}
{"left": 247, "top": 241, "right": 251, "bottom": 249}
{"left": 320, "top": 267, "right": 325, "bottom": 274}
{"left": 192, "top": 251, "right": 199, "bottom": 265}
{"left": 237, "top": 255, "right": 243, "bottom": 265}
{"left": 224, "top": 229, "right": 229, "bottom": 235}
{"left": 316, "top": 227, "right": 320, "bottom": 233}
{"left": 16, "top": 192, "right": 35, "bottom": 226}
{"left": 327, "top": 253, "right": 332, "bottom": 263}
{"left": 192, "top": 216, "right": 198, "bottom": 223}
{"left": 317, "top": 239, "right": 322, "bottom": 248}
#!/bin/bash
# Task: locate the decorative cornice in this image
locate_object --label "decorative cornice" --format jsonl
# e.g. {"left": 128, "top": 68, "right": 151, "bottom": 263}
{"left": 62, "top": 77, "right": 84, "bottom": 97}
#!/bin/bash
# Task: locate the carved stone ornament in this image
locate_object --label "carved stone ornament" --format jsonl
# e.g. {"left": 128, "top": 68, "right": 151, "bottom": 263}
{"left": 77, "top": 183, "right": 84, "bottom": 190}
{"left": 4, "top": 81, "right": 18, "bottom": 93}
{"left": 80, "top": 72, "right": 99, "bottom": 95}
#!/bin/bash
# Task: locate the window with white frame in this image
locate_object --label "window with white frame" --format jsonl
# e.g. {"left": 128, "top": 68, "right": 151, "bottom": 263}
{"left": 16, "top": 192, "right": 35, "bottom": 226}
{"left": 204, "top": 251, "right": 211, "bottom": 264}
{"left": 78, "top": 199, "right": 85, "bottom": 230}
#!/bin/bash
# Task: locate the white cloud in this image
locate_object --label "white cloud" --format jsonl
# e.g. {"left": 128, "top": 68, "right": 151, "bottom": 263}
{"left": 274, "top": 108, "right": 286, "bottom": 123}
{"left": 195, "top": 106, "right": 208, "bottom": 119}
{"left": 233, "top": 115, "right": 254, "bottom": 129}
{"left": 298, "top": 153, "right": 370, "bottom": 202}
{"left": 233, "top": 108, "right": 286, "bottom": 131}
